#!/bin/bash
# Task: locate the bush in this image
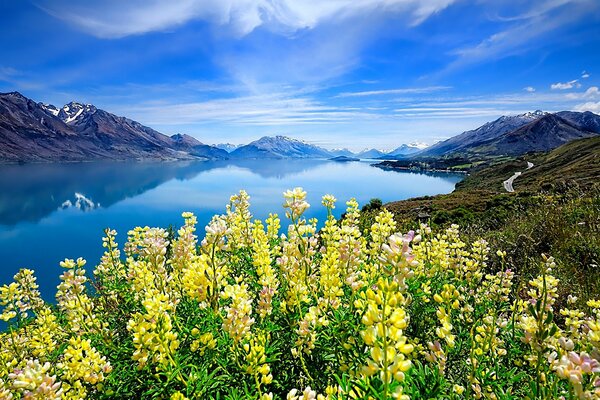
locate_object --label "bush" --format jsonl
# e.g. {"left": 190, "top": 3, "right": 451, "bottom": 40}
{"left": 1, "top": 189, "right": 599, "bottom": 399}
{"left": 361, "top": 198, "right": 383, "bottom": 213}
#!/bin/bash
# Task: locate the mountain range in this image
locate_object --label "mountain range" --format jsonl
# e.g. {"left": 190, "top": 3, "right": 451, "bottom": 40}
{"left": 1, "top": 91, "right": 599, "bottom": 163}
{"left": 418, "top": 110, "right": 600, "bottom": 158}
{"left": 0, "top": 92, "right": 227, "bottom": 162}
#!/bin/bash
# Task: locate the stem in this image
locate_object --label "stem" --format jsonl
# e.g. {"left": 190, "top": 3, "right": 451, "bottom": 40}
{"left": 381, "top": 287, "right": 389, "bottom": 399}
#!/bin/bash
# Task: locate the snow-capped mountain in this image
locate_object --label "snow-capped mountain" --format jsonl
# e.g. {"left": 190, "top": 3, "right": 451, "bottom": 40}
{"left": 40, "top": 103, "right": 60, "bottom": 117}
{"left": 420, "top": 110, "right": 550, "bottom": 157}
{"left": 0, "top": 91, "right": 227, "bottom": 162}
{"left": 356, "top": 148, "right": 387, "bottom": 159}
{"left": 419, "top": 110, "right": 600, "bottom": 157}
{"left": 57, "top": 102, "right": 97, "bottom": 124}
{"left": 214, "top": 143, "right": 241, "bottom": 152}
{"left": 328, "top": 148, "right": 355, "bottom": 157}
{"left": 387, "top": 143, "right": 429, "bottom": 157}
{"left": 230, "top": 135, "right": 332, "bottom": 159}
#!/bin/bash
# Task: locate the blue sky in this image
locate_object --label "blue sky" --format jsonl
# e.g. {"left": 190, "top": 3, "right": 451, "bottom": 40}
{"left": 1, "top": 0, "right": 599, "bottom": 150}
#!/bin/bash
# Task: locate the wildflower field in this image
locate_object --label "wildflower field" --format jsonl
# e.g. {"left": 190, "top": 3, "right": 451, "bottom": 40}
{"left": 2, "top": 188, "right": 600, "bottom": 399}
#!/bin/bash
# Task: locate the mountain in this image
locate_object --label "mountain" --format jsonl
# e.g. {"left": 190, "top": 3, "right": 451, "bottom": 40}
{"left": 171, "top": 133, "right": 203, "bottom": 148}
{"left": 329, "top": 148, "right": 355, "bottom": 157}
{"left": 387, "top": 143, "right": 428, "bottom": 157}
{"left": 230, "top": 135, "right": 332, "bottom": 159}
{"left": 418, "top": 110, "right": 600, "bottom": 158}
{"left": 171, "top": 134, "right": 229, "bottom": 159}
{"left": 214, "top": 143, "right": 241, "bottom": 152}
{"left": 356, "top": 148, "right": 387, "bottom": 159}
{"left": 0, "top": 92, "right": 227, "bottom": 162}
{"left": 481, "top": 113, "right": 599, "bottom": 156}
{"left": 556, "top": 111, "right": 600, "bottom": 133}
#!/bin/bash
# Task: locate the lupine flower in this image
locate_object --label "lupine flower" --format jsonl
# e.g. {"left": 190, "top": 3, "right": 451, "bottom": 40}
{"left": 321, "top": 194, "right": 337, "bottom": 210}
{"left": 9, "top": 359, "right": 62, "bottom": 399}
{"left": 283, "top": 187, "right": 310, "bottom": 220}
{"left": 221, "top": 281, "right": 255, "bottom": 344}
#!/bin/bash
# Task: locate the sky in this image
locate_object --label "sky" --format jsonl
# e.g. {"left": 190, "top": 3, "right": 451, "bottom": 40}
{"left": 1, "top": 0, "right": 599, "bottom": 150}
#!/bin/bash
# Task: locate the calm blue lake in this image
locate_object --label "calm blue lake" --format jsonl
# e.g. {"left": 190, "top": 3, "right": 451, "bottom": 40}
{"left": 0, "top": 159, "right": 463, "bottom": 300}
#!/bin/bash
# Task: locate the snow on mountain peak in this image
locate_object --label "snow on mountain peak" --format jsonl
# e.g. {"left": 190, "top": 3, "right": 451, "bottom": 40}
{"left": 58, "top": 101, "right": 97, "bottom": 124}
{"left": 40, "top": 103, "right": 60, "bottom": 116}
{"left": 523, "top": 110, "right": 547, "bottom": 119}
{"left": 408, "top": 141, "right": 429, "bottom": 149}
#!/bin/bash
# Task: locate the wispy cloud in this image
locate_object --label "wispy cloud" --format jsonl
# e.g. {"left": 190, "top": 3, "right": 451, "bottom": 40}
{"left": 565, "top": 86, "right": 599, "bottom": 99}
{"left": 40, "top": 0, "right": 457, "bottom": 39}
{"left": 0, "top": 65, "right": 48, "bottom": 91}
{"left": 551, "top": 79, "right": 581, "bottom": 90}
{"left": 524, "top": 86, "right": 536, "bottom": 92}
{"left": 443, "top": 0, "right": 598, "bottom": 72}
{"left": 0, "top": 66, "right": 20, "bottom": 80}
{"left": 123, "top": 92, "right": 379, "bottom": 127}
{"left": 582, "top": 70, "right": 590, "bottom": 78}
{"left": 393, "top": 107, "right": 516, "bottom": 119}
{"left": 574, "top": 101, "right": 600, "bottom": 113}
{"left": 336, "top": 86, "right": 451, "bottom": 98}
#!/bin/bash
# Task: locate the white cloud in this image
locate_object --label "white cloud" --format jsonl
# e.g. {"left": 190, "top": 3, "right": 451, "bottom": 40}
{"left": 336, "top": 86, "right": 451, "bottom": 98}
{"left": 524, "top": 86, "right": 536, "bottom": 92}
{"left": 584, "top": 86, "right": 600, "bottom": 97}
{"left": 550, "top": 79, "right": 581, "bottom": 90}
{"left": 574, "top": 101, "right": 600, "bottom": 113}
{"left": 582, "top": 71, "right": 590, "bottom": 79}
{"left": 40, "top": 0, "right": 457, "bottom": 39}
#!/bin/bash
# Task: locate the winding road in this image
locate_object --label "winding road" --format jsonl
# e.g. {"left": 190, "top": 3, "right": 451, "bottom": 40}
{"left": 503, "top": 161, "right": 534, "bottom": 192}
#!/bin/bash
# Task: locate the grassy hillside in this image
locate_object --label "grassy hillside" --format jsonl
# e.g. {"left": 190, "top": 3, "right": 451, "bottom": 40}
{"left": 457, "top": 135, "right": 600, "bottom": 192}
{"left": 364, "top": 136, "right": 600, "bottom": 306}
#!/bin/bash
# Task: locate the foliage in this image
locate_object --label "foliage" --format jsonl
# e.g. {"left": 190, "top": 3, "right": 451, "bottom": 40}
{"left": 1, "top": 189, "right": 600, "bottom": 399}
{"left": 361, "top": 198, "right": 383, "bottom": 213}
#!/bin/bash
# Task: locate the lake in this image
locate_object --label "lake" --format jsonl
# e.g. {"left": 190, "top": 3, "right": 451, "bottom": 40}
{"left": 0, "top": 159, "right": 463, "bottom": 300}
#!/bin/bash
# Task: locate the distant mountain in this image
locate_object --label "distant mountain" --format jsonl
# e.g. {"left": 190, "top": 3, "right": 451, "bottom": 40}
{"left": 0, "top": 92, "right": 227, "bottom": 162}
{"left": 171, "top": 134, "right": 229, "bottom": 159}
{"left": 214, "top": 143, "right": 241, "bottom": 152}
{"left": 418, "top": 110, "right": 600, "bottom": 158}
{"left": 329, "top": 148, "right": 355, "bottom": 157}
{"left": 356, "top": 148, "right": 387, "bottom": 159}
{"left": 387, "top": 143, "right": 428, "bottom": 157}
{"left": 230, "top": 136, "right": 332, "bottom": 159}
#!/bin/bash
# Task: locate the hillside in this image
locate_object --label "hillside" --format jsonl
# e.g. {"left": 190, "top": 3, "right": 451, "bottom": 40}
{"left": 382, "top": 136, "right": 600, "bottom": 224}
{"left": 456, "top": 135, "right": 600, "bottom": 193}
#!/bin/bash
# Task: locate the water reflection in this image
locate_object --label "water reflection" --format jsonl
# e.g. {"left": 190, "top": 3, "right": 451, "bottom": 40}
{"left": 0, "top": 159, "right": 463, "bottom": 299}
{"left": 0, "top": 160, "right": 337, "bottom": 225}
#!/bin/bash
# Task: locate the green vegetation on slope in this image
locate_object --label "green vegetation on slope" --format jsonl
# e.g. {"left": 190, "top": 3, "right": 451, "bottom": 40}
{"left": 368, "top": 136, "right": 600, "bottom": 307}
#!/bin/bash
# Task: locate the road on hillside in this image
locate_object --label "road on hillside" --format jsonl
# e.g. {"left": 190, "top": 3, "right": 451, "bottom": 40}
{"left": 503, "top": 161, "right": 534, "bottom": 192}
